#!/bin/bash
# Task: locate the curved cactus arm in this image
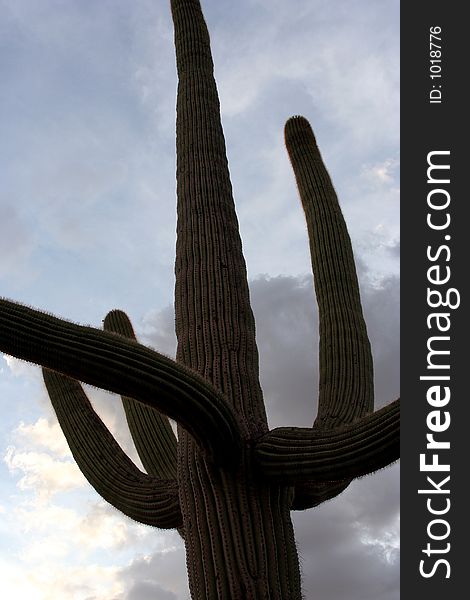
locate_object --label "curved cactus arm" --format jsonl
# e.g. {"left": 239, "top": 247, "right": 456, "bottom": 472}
{"left": 0, "top": 298, "right": 242, "bottom": 465}
{"left": 285, "top": 116, "right": 374, "bottom": 429}
{"left": 43, "top": 369, "right": 182, "bottom": 528}
{"left": 103, "top": 310, "right": 178, "bottom": 479}
{"left": 291, "top": 479, "right": 351, "bottom": 510}
{"left": 255, "top": 399, "right": 399, "bottom": 483}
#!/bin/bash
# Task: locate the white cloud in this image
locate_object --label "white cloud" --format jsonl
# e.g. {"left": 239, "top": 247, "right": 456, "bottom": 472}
{"left": 360, "top": 520, "right": 400, "bottom": 566}
{"left": 4, "top": 415, "right": 85, "bottom": 502}
{"left": 362, "top": 158, "right": 399, "bottom": 186}
{"left": 213, "top": 0, "right": 399, "bottom": 151}
{"left": 0, "top": 560, "right": 45, "bottom": 600}
{"left": 76, "top": 501, "right": 152, "bottom": 552}
{"left": 0, "top": 559, "right": 124, "bottom": 600}
{"left": 4, "top": 446, "right": 86, "bottom": 501}
{"left": 14, "top": 501, "right": 80, "bottom": 538}
{"left": 2, "top": 492, "right": 181, "bottom": 599}
{"left": 14, "top": 418, "right": 71, "bottom": 458}
{"left": 2, "top": 354, "right": 41, "bottom": 380}
{"left": 1, "top": 409, "right": 168, "bottom": 598}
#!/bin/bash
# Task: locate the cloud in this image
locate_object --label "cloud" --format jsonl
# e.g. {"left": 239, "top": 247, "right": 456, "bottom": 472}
{"left": 294, "top": 477, "right": 399, "bottom": 600}
{"left": 0, "top": 559, "right": 124, "bottom": 600}
{"left": 292, "top": 463, "right": 399, "bottom": 600}
{"left": 213, "top": 0, "right": 399, "bottom": 149}
{"left": 4, "top": 446, "right": 86, "bottom": 501}
{"left": 4, "top": 416, "right": 85, "bottom": 502}
{"left": 117, "top": 547, "right": 189, "bottom": 600}
{"left": 8, "top": 495, "right": 154, "bottom": 565}
{"left": 14, "top": 417, "right": 71, "bottom": 457}
{"left": 0, "top": 559, "right": 46, "bottom": 600}
{"left": 127, "top": 581, "right": 177, "bottom": 600}
{"left": 2, "top": 495, "right": 184, "bottom": 599}
{"left": 1, "top": 408, "right": 171, "bottom": 598}
{"left": 362, "top": 158, "right": 399, "bottom": 186}
{"left": 1, "top": 0, "right": 178, "bottom": 313}
{"left": 75, "top": 501, "right": 152, "bottom": 552}
{"left": 4, "top": 417, "right": 90, "bottom": 503}
{"left": 2, "top": 354, "right": 42, "bottom": 380}
{"left": 249, "top": 273, "right": 399, "bottom": 599}
{"left": 248, "top": 271, "right": 399, "bottom": 427}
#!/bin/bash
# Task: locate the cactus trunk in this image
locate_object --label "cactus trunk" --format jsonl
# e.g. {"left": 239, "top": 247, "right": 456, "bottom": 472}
{"left": 171, "top": 1, "right": 301, "bottom": 596}
{"left": 178, "top": 438, "right": 302, "bottom": 598}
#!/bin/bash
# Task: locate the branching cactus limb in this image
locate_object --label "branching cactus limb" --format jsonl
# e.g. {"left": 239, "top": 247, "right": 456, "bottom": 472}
{"left": 42, "top": 368, "right": 182, "bottom": 528}
{"left": 255, "top": 399, "right": 400, "bottom": 483}
{"left": 0, "top": 298, "right": 242, "bottom": 466}
{"left": 285, "top": 115, "right": 374, "bottom": 430}
{"left": 271, "top": 115, "right": 400, "bottom": 510}
{"left": 103, "top": 310, "right": 178, "bottom": 480}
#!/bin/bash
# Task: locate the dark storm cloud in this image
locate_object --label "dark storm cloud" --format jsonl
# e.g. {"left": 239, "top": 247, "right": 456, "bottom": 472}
{"left": 118, "top": 542, "right": 189, "bottom": 600}
{"left": 251, "top": 273, "right": 400, "bottom": 599}
{"left": 127, "top": 581, "right": 178, "bottom": 600}
{"left": 249, "top": 270, "right": 399, "bottom": 426}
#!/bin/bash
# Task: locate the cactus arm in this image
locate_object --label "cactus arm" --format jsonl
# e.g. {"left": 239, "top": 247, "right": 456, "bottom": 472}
{"left": 285, "top": 116, "right": 374, "bottom": 429}
{"left": 282, "top": 117, "right": 398, "bottom": 502}
{"left": 171, "top": 0, "right": 267, "bottom": 435}
{"left": 0, "top": 298, "right": 242, "bottom": 465}
{"left": 103, "top": 310, "right": 178, "bottom": 479}
{"left": 255, "top": 398, "right": 399, "bottom": 483}
{"left": 43, "top": 369, "right": 182, "bottom": 528}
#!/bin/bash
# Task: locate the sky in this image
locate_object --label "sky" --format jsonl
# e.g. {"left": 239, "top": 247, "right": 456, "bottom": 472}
{"left": 0, "top": 0, "right": 399, "bottom": 598}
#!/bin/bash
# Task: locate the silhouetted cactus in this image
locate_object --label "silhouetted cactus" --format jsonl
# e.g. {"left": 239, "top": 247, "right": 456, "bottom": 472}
{"left": 0, "top": 1, "right": 399, "bottom": 598}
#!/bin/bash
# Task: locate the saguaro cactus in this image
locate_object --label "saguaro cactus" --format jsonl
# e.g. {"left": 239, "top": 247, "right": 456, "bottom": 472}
{"left": 0, "top": 1, "right": 399, "bottom": 598}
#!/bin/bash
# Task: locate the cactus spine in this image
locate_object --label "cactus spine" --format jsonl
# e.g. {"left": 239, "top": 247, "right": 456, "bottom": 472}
{"left": 0, "top": 1, "right": 399, "bottom": 598}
